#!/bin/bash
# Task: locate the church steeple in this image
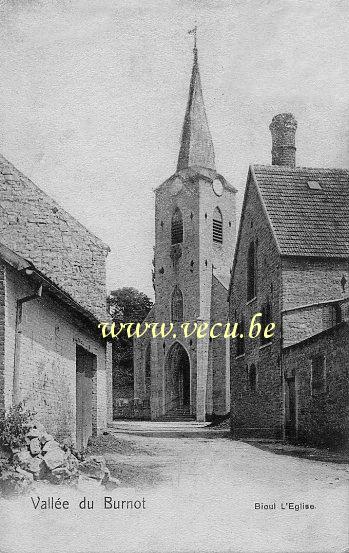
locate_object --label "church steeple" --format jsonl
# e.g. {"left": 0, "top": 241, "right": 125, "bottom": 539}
{"left": 177, "top": 31, "right": 216, "bottom": 172}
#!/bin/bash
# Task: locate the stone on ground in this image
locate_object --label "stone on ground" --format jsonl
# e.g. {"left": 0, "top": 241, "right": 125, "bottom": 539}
{"left": 26, "top": 456, "right": 47, "bottom": 479}
{"left": 43, "top": 448, "right": 67, "bottom": 471}
{"left": 40, "top": 433, "right": 53, "bottom": 445}
{"left": 42, "top": 440, "right": 61, "bottom": 453}
{"left": 26, "top": 428, "right": 42, "bottom": 439}
{"left": 12, "top": 449, "right": 32, "bottom": 470}
{"left": 50, "top": 466, "right": 75, "bottom": 484}
{"left": 29, "top": 438, "right": 41, "bottom": 456}
{"left": 79, "top": 456, "right": 108, "bottom": 481}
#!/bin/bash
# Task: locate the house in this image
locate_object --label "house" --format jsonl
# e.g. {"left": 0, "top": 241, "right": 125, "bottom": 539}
{"left": 229, "top": 113, "right": 349, "bottom": 446}
{"left": 133, "top": 42, "right": 236, "bottom": 422}
{"left": 0, "top": 152, "right": 112, "bottom": 449}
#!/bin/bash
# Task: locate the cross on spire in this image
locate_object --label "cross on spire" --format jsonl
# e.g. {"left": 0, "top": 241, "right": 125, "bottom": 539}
{"left": 188, "top": 25, "right": 197, "bottom": 51}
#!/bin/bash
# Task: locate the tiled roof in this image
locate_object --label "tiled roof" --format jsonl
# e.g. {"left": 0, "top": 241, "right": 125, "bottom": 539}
{"left": 252, "top": 164, "right": 349, "bottom": 258}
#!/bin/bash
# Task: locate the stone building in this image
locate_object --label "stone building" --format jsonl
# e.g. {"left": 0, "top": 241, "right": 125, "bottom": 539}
{"left": 133, "top": 43, "right": 236, "bottom": 421}
{"left": 229, "top": 113, "right": 349, "bottom": 445}
{"left": 0, "top": 152, "right": 112, "bottom": 449}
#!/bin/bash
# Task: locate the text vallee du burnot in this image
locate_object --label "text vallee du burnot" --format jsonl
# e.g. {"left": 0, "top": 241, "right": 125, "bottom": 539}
{"left": 98, "top": 313, "right": 276, "bottom": 341}
{"left": 31, "top": 496, "right": 146, "bottom": 510}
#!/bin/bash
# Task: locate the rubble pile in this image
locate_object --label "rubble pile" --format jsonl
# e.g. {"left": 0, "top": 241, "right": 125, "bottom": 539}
{"left": 0, "top": 423, "right": 119, "bottom": 496}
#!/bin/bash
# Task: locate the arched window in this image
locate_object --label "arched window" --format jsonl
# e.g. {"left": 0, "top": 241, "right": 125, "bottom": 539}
{"left": 171, "top": 286, "right": 183, "bottom": 322}
{"left": 213, "top": 207, "right": 223, "bottom": 244}
{"left": 247, "top": 241, "right": 256, "bottom": 300}
{"left": 171, "top": 208, "right": 183, "bottom": 245}
{"left": 249, "top": 364, "right": 257, "bottom": 392}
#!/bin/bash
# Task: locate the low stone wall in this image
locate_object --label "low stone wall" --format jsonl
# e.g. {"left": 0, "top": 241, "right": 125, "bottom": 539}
{"left": 113, "top": 398, "right": 150, "bottom": 420}
{"left": 283, "top": 323, "right": 349, "bottom": 448}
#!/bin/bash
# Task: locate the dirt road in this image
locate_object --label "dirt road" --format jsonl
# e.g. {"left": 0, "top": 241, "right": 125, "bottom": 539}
{"left": 0, "top": 421, "right": 348, "bottom": 553}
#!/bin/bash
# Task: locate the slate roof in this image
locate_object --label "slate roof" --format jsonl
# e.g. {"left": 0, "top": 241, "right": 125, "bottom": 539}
{"left": 252, "top": 164, "right": 349, "bottom": 258}
{"left": 213, "top": 267, "right": 231, "bottom": 290}
{"left": 177, "top": 45, "right": 216, "bottom": 172}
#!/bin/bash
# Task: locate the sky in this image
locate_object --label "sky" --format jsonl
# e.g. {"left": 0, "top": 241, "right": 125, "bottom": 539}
{"left": 0, "top": 0, "right": 348, "bottom": 298}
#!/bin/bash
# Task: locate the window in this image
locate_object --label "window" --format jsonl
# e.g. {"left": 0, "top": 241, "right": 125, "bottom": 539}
{"left": 171, "top": 286, "right": 183, "bottom": 322}
{"left": 311, "top": 355, "right": 326, "bottom": 395}
{"left": 171, "top": 208, "right": 183, "bottom": 245}
{"left": 249, "top": 364, "right": 257, "bottom": 392}
{"left": 260, "top": 300, "right": 272, "bottom": 345}
{"left": 247, "top": 241, "right": 256, "bottom": 301}
{"left": 213, "top": 207, "right": 223, "bottom": 244}
{"left": 236, "top": 319, "right": 245, "bottom": 357}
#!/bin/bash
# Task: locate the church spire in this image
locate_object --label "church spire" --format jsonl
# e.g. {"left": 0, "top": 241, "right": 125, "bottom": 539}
{"left": 177, "top": 29, "right": 216, "bottom": 173}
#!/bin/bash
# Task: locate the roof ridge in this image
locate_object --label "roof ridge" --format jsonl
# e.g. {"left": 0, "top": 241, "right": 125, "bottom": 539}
{"left": 253, "top": 163, "right": 349, "bottom": 173}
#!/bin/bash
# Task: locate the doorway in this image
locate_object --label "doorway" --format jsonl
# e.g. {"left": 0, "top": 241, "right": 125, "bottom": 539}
{"left": 165, "top": 342, "right": 190, "bottom": 414}
{"left": 285, "top": 376, "right": 297, "bottom": 439}
{"left": 76, "top": 345, "right": 96, "bottom": 450}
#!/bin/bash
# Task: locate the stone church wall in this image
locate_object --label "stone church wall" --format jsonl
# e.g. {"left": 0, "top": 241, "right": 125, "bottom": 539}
{"left": 209, "top": 276, "right": 230, "bottom": 417}
{"left": 230, "top": 172, "right": 283, "bottom": 438}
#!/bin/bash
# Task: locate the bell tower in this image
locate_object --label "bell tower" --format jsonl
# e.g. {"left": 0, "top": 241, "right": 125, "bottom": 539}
{"left": 150, "top": 33, "right": 236, "bottom": 421}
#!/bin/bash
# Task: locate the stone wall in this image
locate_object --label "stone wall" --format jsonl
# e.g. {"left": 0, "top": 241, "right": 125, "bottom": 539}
{"left": 283, "top": 323, "right": 349, "bottom": 447}
{"left": 229, "top": 172, "right": 283, "bottom": 438}
{"left": 0, "top": 154, "right": 109, "bottom": 321}
{"left": 2, "top": 263, "right": 110, "bottom": 444}
{"left": 282, "top": 257, "right": 348, "bottom": 310}
{"left": 282, "top": 257, "right": 349, "bottom": 346}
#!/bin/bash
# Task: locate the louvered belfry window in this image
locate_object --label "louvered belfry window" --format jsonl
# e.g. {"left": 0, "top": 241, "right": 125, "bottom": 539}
{"left": 171, "top": 286, "right": 183, "bottom": 322}
{"left": 171, "top": 208, "right": 183, "bottom": 245}
{"left": 213, "top": 207, "right": 223, "bottom": 244}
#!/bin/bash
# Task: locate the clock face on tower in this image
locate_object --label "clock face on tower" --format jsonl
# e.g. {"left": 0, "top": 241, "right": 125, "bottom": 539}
{"left": 170, "top": 177, "right": 183, "bottom": 196}
{"left": 212, "top": 178, "right": 223, "bottom": 196}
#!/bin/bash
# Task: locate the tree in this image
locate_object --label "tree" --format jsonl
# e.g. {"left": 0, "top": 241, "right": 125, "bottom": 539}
{"left": 107, "top": 288, "right": 153, "bottom": 396}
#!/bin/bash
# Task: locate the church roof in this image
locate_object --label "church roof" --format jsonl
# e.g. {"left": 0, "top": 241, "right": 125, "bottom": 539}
{"left": 213, "top": 267, "right": 231, "bottom": 290}
{"left": 252, "top": 164, "right": 349, "bottom": 259}
{"left": 177, "top": 45, "right": 216, "bottom": 172}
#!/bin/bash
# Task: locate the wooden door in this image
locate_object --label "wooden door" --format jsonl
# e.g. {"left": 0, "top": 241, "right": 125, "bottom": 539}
{"left": 76, "top": 346, "right": 94, "bottom": 450}
{"left": 285, "top": 377, "right": 296, "bottom": 439}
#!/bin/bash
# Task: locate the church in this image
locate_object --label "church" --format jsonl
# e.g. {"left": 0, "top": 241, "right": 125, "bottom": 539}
{"left": 133, "top": 40, "right": 236, "bottom": 422}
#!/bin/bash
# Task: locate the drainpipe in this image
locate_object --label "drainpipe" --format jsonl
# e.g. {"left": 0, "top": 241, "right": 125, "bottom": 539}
{"left": 12, "top": 281, "right": 43, "bottom": 405}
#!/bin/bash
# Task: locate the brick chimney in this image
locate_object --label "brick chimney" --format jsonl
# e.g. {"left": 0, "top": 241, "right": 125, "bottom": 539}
{"left": 269, "top": 113, "right": 297, "bottom": 167}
